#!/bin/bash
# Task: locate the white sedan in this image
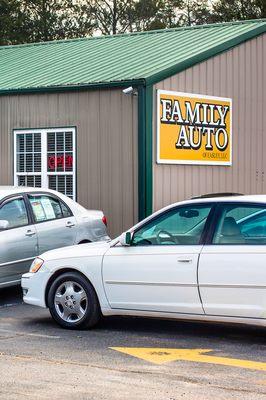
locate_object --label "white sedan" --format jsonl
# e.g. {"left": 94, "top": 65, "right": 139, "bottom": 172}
{"left": 22, "top": 195, "right": 266, "bottom": 329}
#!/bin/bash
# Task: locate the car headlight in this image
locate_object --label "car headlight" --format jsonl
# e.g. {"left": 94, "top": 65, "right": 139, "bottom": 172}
{"left": 30, "top": 257, "right": 44, "bottom": 273}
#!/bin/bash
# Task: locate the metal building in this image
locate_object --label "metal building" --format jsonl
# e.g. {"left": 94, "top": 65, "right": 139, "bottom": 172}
{"left": 0, "top": 20, "right": 265, "bottom": 237}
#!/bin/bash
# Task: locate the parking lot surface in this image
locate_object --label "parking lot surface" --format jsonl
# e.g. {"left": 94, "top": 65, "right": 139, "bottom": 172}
{"left": 0, "top": 287, "right": 266, "bottom": 400}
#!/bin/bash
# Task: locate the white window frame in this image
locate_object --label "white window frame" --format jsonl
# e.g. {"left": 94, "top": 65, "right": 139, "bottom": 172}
{"left": 14, "top": 127, "right": 76, "bottom": 201}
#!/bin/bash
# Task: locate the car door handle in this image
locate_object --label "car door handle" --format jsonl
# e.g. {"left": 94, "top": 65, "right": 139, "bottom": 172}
{"left": 177, "top": 258, "right": 192, "bottom": 263}
{"left": 65, "top": 221, "right": 75, "bottom": 228}
{"left": 25, "top": 229, "right": 36, "bottom": 237}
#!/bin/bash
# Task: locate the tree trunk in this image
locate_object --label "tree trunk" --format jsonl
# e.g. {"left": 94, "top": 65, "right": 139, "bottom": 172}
{"left": 112, "top": 0, "right": 117, "bottom": 35}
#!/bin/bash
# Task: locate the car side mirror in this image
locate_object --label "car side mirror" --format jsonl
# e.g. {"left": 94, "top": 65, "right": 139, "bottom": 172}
{"left": 118, "top": 231, "right": 132, "bottom": 246}
{"left": 0, "top": 220, "right": 9, "bottom": 230}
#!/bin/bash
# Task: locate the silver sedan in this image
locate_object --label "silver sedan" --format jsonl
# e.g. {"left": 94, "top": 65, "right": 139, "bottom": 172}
{"left": 0, "top": 186, "right": 109, "bottom": 288}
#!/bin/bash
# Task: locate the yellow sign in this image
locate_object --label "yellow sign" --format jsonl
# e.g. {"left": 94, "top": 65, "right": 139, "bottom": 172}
{"left": 110, "top": 347, "right": 266, "bottom": 371}
{"left": 157, "top": 90, "right": 232, "bottom": 165}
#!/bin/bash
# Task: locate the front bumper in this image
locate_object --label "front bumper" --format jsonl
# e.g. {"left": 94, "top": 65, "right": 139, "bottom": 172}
{"left": 21, "top": 269, "right": 51, "bottom": 308}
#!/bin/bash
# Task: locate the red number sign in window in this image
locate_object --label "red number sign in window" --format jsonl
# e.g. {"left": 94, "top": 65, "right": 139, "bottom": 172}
{"left": 48, "top": 155, "right": 73, "bottom": 171}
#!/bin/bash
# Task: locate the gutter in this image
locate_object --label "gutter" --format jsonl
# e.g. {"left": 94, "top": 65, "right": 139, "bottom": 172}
{"left": 0, "top": 79, "right": 146, "bottom": 96}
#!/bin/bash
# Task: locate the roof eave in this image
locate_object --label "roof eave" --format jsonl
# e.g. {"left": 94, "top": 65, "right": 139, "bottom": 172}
{"left": 146, "top": 23, "right": 266, "bottom": 86}
{"left": 0, "top": 78, "right": 146, "bottom": 96}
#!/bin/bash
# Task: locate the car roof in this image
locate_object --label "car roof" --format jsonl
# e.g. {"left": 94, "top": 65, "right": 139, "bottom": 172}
{"left": 0, "top": 186, "right": 56, "bottom": 199}
{"left": 152, "top": 195, "right": 266, "bottom": 221}
{"left": 188, "top": 194, "right": 266, "bottom": 203}
{"left": 171, "top": 195, "right": 266, "bottom": 208}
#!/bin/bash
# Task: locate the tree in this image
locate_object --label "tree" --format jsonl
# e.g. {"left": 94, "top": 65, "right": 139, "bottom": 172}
{"left": 0, "top": 0, "right": 27, "bottom": 45}
{"left": 0, "top": 0, "right": 95, "bottom": 45}
{"left": 211, "top": 0, "right": 266, "bottom": 22}
{"left": 134, "top": 0, "right": 183, "bottom": 31}
{"left": 87, "top": 0, "right": 183, "bottom": 34}
{"left": 0, "top": 0, "right": 265, "bottom": 45}
{"left": 86, "top": 0, "right": 136, "bottom": 35}
{"left": 20, "top": 0, "right": 94, "bottom": 42}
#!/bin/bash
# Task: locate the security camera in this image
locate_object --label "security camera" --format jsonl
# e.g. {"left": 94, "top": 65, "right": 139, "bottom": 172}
{"left": 122, "top": 86, "right": 134, "bottom": 95}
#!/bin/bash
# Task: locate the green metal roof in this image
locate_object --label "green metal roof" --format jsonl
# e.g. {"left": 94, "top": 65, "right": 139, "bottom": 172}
{"left": 0, "top": 19, "right": 265, "bottom": 93}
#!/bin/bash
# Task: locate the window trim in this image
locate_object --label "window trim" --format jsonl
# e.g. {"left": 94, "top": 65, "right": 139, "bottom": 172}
{"left": 131, "top": 202, "right": 216, "bottom": 247}
{"left": 26, "top": 192, "right": 73, "bottom": 225}
{"left": 0, "top": 195, "right": 30, "bottom": 231}
{"left": 208, "top": 202, "right": 266, "bottom": 246}
{"left": 13, "top": 127, "right": 77, "bottom": 201}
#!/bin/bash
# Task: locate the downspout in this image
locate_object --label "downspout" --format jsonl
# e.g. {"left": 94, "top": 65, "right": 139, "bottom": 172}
{"left": 137, "top": 84, "right": 153, "bottom": 221}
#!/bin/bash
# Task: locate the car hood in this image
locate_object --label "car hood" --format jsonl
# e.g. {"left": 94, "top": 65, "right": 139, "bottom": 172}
{"left": 39, "top": 241, "right": 111, "bottom": 262}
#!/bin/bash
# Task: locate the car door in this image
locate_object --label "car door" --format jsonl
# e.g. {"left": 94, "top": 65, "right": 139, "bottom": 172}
{"left": 0, "top": 196, "right": 38, "bottom": 285}
{"left": 27, "top": 193, "right": 78, "bottom": 254}
{"left": 102, "top": 203, "right": 213, "bottom": 314}
{"left": 199, "top": 202, "right": 266, "bottom": 319}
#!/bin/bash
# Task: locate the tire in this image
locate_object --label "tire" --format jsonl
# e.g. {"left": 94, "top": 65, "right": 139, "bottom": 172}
{"left": 47, "top": 271, "right": 101, "bottom": 329}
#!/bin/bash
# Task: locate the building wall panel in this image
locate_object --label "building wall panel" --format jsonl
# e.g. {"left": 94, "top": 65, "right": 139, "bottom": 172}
{"left": 0, "top": 88, "right": 138, "bottom": 237}
{"left": 153, "top": 34, "right": 266, "bottom": 211}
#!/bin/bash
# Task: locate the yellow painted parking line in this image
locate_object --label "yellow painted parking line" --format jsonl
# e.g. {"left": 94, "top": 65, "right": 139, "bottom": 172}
{"left": 110, "top": 347, "right": 266, "bottom": 371}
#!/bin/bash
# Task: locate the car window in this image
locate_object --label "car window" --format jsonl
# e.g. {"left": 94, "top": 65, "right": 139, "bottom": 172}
{"left": 29, "top": 195, "right": 65, "bottom": 222}
{"left": 0, "top": 198, "right": 28, "bottom": 229}
{"left": 60, "top": 201, "right": 72, "bottom": 217}
{"left": 132, "top": 205, "right": 212, "bottom": 246}
{"left": 213, "top": 204, "right": 266, "bottom": 245}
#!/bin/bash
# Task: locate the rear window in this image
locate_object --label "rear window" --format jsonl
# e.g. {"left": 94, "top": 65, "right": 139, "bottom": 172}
{"left": 29, "top": 195, "right": 71, "bottom": 222}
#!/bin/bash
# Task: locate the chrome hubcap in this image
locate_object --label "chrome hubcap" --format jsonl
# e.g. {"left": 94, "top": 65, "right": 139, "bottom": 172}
{"left": 54, "top": 281, "right": 88, "bottom": 323}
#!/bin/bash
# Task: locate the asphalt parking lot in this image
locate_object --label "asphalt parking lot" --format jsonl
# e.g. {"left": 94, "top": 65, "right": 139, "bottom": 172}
{"left": 0, "top": 287, "right": 265, "bottom": 400}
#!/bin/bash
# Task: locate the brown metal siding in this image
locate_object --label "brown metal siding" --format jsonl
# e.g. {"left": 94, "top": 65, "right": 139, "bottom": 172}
{"left": 0, "top": 89, "right": 138, "bottom": 237}
{"left": 153, "top": 33, "right": 266, "bottom": 211}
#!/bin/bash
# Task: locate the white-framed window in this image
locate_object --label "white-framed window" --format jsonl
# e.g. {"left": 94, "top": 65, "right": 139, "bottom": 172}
{"left": 14, "top": 127, "right": 76, "bottom": 200}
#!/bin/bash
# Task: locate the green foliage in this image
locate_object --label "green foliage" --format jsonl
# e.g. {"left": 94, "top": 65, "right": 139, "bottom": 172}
{"left": 0, "top": 0, "right": 26, "bottom": 45}
{"left": 0, "top": 0, "right": 95, "bottom": 45}
{"left": 90, "top": 0, "right": 212, "bottom": 33}
{"left": 134, "top": 0, "right": 182, "bottom": 31}
{"left": 211, "top": 0, "right": 266, "bottom": 22}
{"left": 178, "top": 0, "right": 212, "bottom": 26}
{"left": 89, "top": 0, "right": 135, "bottom": 34}
{"left": 0, "top": 0, "right": 265, "bottom": 45}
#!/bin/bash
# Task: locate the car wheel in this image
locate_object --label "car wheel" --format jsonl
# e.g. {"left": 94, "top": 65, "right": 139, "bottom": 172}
{"left": 47, "top": 272, "right": 101, "bottom": 329}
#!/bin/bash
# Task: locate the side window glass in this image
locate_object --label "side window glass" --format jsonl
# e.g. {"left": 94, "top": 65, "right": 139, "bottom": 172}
{"left": 213, "top": 204, "right": 266, "bottom": 245}
{"left": 29, "top": 195, "right": 63, "bottom": 222}
{"left": 0, "top": 198, "right": 28, "bottom": 229}
{"left": 60, "top": 201, "right": 72, "bottom": 217}
{"left": 132, "top": 205, "right": 212, "bottom": 246}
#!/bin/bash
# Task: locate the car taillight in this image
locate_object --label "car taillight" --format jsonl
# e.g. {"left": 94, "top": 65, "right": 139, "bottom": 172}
{"left": 102, "top": 215, "right": 107, "bottom": 226}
